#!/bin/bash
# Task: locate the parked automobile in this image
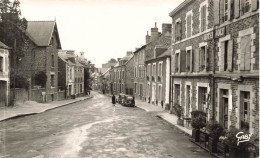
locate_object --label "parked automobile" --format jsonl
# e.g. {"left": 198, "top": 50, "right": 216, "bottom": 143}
{"left": 117, "top": 93, "right": 125, "bottom": 104}
{"left": 122, "top": 95, "right": 135, "bottom": 107}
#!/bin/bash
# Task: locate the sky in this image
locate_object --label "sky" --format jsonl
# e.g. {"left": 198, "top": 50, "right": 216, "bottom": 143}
{"left": 19, "top": 0, "right": 184, "bottom": 67}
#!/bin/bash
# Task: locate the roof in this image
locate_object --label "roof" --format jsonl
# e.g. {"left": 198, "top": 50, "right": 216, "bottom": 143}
{"left": 157, "top": 48, "right": 171, "bottom": 58}
{"left": 146, "top": 48, "right": 171, "bottom": 63}
{"left": 120, "top": 55, "right": 132, "bottom": 61}
{"left": 0, "top": 41, "right": 10, "bottom": 49}
{"left": 133, "top": 44, "right": 147, "bottom": 54}
{"left": 26, "top": 21, "right": 61, "bottom": 48}
{"left": 169, "top": 0, "right": 192, "bottom": 17}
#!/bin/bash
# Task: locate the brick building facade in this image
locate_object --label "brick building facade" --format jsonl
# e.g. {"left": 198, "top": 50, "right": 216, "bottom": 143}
{"left": 169, "top": 0, "right": 259, "bottom": 135}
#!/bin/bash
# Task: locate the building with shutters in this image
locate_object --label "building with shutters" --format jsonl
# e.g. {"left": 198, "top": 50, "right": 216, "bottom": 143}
{"left": 58, "top": 50, "right": 84, "bottom": 99}
{"left": 0, "top": 41, "right": 10, "bottom": 107}
{"left": 144, "top": 23, "right": 172, "bottom": 107}
{"left": 145, "top": 47, "right": 171, "bottom": 110}
{"left": 169, "top": 0, "right": 259, "bottom": 135}
{"left": 133, "top": 45, "right": 147, "bottom": 101}
{"left": 112, "top": 52, "right": 133, "bottom": 95}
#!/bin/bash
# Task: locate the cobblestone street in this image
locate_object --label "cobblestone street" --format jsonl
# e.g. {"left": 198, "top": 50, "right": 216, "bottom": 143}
{"left": 0, "top": 92, "right": 213, "bottom": 158}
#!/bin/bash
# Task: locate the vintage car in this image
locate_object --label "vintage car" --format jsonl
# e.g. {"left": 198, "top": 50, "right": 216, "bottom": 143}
{"left": 117, "top": 93, "right": 125, "bottom": 104}
{"left": 122, "top": 95, "right": 135, "bottom": 107}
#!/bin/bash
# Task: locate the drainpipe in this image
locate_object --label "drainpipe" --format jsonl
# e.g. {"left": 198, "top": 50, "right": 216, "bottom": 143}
{"left": 211, "top": 25, "right": 216, "bottom": 124}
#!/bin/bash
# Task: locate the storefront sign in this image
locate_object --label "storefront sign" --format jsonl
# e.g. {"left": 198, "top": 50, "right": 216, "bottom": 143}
{"left": 215, "top": 27, "right": 226, "bottom": 38}
{"left": 236, "top": 132, "right": 252, "bottom": 146}
{"left": 204, "top": 31, "right": 213, "bottom": 41}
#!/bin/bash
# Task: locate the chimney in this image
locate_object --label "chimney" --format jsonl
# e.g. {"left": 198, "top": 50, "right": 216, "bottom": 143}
{"left": 126, "top": 51, "right": 133, "bottom": 56}
{"left": 146, "top": 31, "right": 150, "bottom": 44}
{"left": 162, "top": 23, "right": 172, "bottom": 35}
{"left": 151, "top": 22, "right": 159, "bottom": 41}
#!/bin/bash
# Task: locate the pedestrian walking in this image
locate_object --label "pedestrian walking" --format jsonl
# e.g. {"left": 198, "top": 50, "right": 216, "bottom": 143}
{"left": 112, "top": 94, "right": 116, "bottom": 112}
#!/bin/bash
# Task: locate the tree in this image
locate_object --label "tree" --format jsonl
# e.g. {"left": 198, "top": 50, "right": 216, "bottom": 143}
{"left": 0, "top": 0, "right": 28, "bottom": 58}
{"left": 84, "top": 67, "right": 93, "bottom": 92}
{"left": 0, "top": 0, "right": 28, "bottom": 88}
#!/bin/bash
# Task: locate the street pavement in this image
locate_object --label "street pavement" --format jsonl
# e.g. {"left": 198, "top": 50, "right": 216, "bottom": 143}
{"left": 0, "top": 92, "right": 213, "bottom": 158}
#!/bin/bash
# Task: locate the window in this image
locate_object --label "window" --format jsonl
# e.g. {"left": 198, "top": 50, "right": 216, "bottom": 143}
{"left": 200, "top": 4, "right": 207, "bottom": 32}
{"left": 0, "top": 56, "right": 3, "bottom": 72}
{"left": 242, "top": 0, "right": 251, "bottom": 15}
{"left": 186, "top": 50, "right": 191, "bottom": 72}
{"left": 135, "top": 83, "right": 137, "bottom": 93}
{"left": 223, "top": 0, "right": 229, "bottom": 22}
{"left": 51, "top": 75, "right": 55, "bottom": 87}
{"left": 200, "top": 46, "right": 206, "bottom": 71}
{"left": 175, "top": 53, "right": 180, "bottom": 72}
{"left": 186, "top": 13, "right": 192, "bottom": 38}
{"left": 147, "top": 64, "right": 151, "bottom": 76}
{"left": 175, "top": 21, "right": 182, "bottom": 41}
{"left": 174, "top": 84, "right": 180, "bottom": 104}
{"left": 198, "top": 87, "right": 207, "bottom": 112}
{"left": 224, "top": 41, "right": 228, "bottom": 71}
{"left": 134, "top": 67, "right": 137, "bottom": 77}
{"left": 240, "top": 91, "right": 250, "bottom": 132}
{"left": 240, "top": 35, "right": 251, "bottom": 70}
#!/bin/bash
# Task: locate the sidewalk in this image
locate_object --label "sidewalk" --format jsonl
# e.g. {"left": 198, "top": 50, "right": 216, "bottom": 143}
{"left": 0, "top": 95, "right": 93, "bottom": 122}
{"left": 135, "top": 99, "right": 192, "bottom": 136}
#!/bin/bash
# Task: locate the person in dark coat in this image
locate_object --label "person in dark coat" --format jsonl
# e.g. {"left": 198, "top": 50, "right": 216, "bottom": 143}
{"left": 112, "top": 94, "right": 116, "bottom": 105}
{"left": 112, "top": 94, "right": 116, "bottom": 112}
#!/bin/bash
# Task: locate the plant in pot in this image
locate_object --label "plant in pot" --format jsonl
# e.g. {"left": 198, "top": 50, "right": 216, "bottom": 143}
{"left": 191, "top": 111, "right": 206, "bottom": 142}
{"left": 173, "top": 103, "right": 184, "bottom": 126}
{"left": 207, "top": 123, "right": 225, "bottom": 153}
{"left": 224, "top": 127, "right": 258, "bottom": 158}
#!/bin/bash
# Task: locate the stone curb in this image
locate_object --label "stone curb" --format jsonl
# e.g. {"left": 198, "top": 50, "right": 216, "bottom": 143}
{"left": 0, "top": 96, "right": 93, "bottom": 122}
{"left": 156, "top": 114, "right": 192, "bottom": 137}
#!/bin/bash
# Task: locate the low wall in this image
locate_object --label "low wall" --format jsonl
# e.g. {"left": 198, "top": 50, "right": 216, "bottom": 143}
{"left": 31, "top": 88, "right": 46, "bottom": 103}
{"left": 58, "top": 91, "right": 66, "bottom": 101}
{"left": 10, "top": 88, "right": 29, "bottom": 104}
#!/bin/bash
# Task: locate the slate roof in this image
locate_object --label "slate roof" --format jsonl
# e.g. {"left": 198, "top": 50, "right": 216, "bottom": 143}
{"left": 26, "top": 21, "right": 61, "bottom": 48}
{"left": 0, "top": 41, "right": 9, "bottom": 49}
{"left": 157, "top": 48, "right": 171, "bottom": 58}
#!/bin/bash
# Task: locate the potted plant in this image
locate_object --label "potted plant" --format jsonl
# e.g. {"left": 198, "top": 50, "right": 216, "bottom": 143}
{"left": 207, "top": 123, "right": 225, "bottom": 153}
{"left": 200, "top": 127, "right": 209, "bottom": 148}
{"left": 173, "top": 103, "right": 184, "bottom": 126}
{"left": 191, "top": 111, "right": 206, "bottom": 142}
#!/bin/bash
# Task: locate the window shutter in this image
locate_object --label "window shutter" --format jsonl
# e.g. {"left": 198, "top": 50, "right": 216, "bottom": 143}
{"left": 200, "top": 8, "right": 203, "bottom": 32}
{"left": 214, "top": 0, "right": 220, "bottom": 25}
{"left": 220, "top": 42, "right": 225, "bottom": 71}
{"left": 180, "top": 51, "right": 186, "bottom": 72}
{"left": 179, "top": 22, "right": 182, "bottom": 40}
{"left": 227, "top": 39, "right": 233, "bottom": 71}
{"left": 252, "top": 0, "right": 258, "bottom": 11}
{"left": 172, "top": 55, "right": 176, "bottom": 73}
{"left": 205, "top": 46, "right": 209, "bottom": 71}
{"left": 173, "top": 23, "right": 176, "bottom": 42}
{"left": 234, "top": 0, "right": 240, "bottom": 18}
{"left": 190, "top": 49, "right": 193, "bottom": 72}
{"left": 220, "top": 0, "right": 225, "bottom": 23}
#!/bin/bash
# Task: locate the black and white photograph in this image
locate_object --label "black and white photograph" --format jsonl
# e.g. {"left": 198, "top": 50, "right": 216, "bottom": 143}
{"left": 0, "top": 0, "right": 259, "bottom": 157}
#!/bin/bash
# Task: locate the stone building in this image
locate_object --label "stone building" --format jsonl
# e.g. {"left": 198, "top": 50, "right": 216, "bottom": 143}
{"left": 17, "top": 21, "right": 62, "bottom": 102}
{"left": 144, "top": 23, "right": 172, "bottom": 104}
{"left": 112, "top": 52, "right": 133, "bottom": 95}
{"left": 169, "top": 0, "right": 259, "bottom": 135}
{"left": 125, "top": 56, "right": 134, "bottom": 95}
{"left": 58, "top": 50, "right": 84, "bottom": 99}
{"left": 0, "top": 41, "right": 10, "bottom": 107}
{"left": 133, "top": 45, "right": 147, "bottom": 100}
{"left": 146, "top": 47, "right": 171, "bottom": 110}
